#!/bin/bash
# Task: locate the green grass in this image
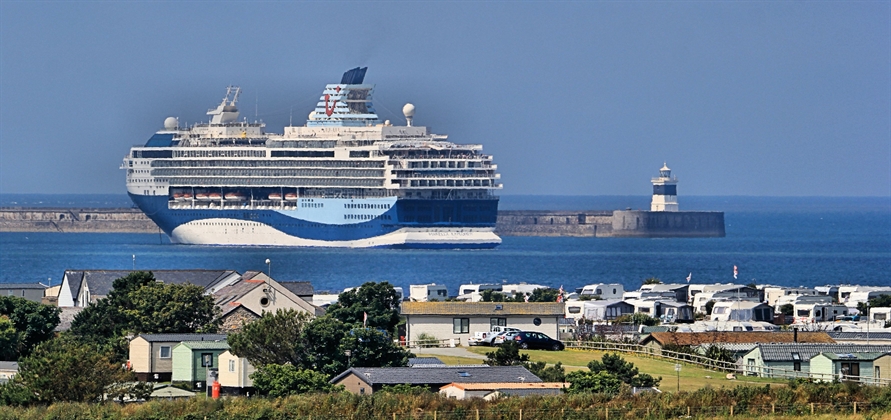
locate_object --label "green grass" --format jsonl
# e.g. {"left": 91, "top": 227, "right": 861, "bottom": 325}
{"left": 462, "top": 346, "right": 786, "bottom": 390}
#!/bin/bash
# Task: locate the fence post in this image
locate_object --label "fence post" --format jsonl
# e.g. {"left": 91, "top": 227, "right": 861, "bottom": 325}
{"left": 854, "top": 402, "right": 857, "bottom": 414}
{"left": 811, "top": 403, "right": 814, "bottom": 416}
{"left": 476, "top": 409, "right": 480, "bottom": 420}
{"left": 605, "top": 407, "right": 609, "bottom": 420}
{"left": 771, "top": 403, "right": 775, "bottom": 414}
{"left": 730, "top": 405, "right": 734, "bottom": 416}
{"left": 434, "top": 412, "right": 437, "bottom": 420}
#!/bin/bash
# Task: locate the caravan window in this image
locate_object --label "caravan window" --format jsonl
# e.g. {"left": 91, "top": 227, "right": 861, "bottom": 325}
{"left": 568, "top": 306, "right": 581, "bottom": 314}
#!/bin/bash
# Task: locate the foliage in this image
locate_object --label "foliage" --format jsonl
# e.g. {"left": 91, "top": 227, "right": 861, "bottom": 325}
{"left": 703, "top": 344, "right": 736, "bottom": 364}
{"left": 615, "top": 312, "right": 660, "bottom": 326}
{"left": 415, "top": 332, "right": 439, "bottom": 346}
{"left": 857, "top": 294, "right": 891, "bottom": 317}
{"left": 228, "top": 309, "right": 311, "bottom": 367}
{"left": 643, "top": 277, "right": 662, "bottom": 285}
{"left": 12, "top": 334, "right": 137, "bottom": 404}
{"left": 484, "top": 340, "right": 530, "bottom": 366}
{"left": 342, "top": 327, "right": 412, "bottom": 368}
{"left": 379, "top": 383, "right": 432, "bottom": 395}
{"left": 527, "top": 361, "right": 566, "bottom": 382}
{"left": 565, "top": 370, "right": 623, "bottom": 395}
{"left": 779, "top": 303, "right": 794, "bottom": 316}
{"left": 0, "top": 296, "right": 60, "bottom": 361}
{"left": 586, "top": 353, "right": 661, "bottom": 388}
{"left": 326, "top": 282, "right": 402, "bottom": 334}
{"left": 527, "top": 288, "right": 559, "bottom": 302}
{"left": 301, "top": 315, "right": 351, "bottom": 377}
{"left": 250, "top": 364, "right": 337, "bottom": 397}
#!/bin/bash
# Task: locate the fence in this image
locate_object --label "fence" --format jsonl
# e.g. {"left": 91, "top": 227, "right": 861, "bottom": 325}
{"left": 273, "top": 402, "right": 882, "bottom": 419}
{"left": 564, "top": 340, "right": 891, "bottom": 386}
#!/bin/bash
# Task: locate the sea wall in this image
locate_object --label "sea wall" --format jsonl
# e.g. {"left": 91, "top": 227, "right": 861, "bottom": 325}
{"left": 0, "top": 208, "right": 159, "bottom": 233}
{"left": 0, "top": 208, "right": 725, "bottom": 238}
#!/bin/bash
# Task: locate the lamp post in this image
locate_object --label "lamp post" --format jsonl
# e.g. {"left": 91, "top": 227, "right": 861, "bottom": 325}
{"left": 265, "top": 258, "right": 271, "bottom": 278}
{"left": 132, "top": 254, "right": 136, "bottom": 270}
{"left": 675, "top": 363, "right": 682, "bottom": 392}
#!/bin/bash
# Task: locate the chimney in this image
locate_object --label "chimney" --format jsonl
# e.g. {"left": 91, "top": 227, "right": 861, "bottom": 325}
{"left": 793, "top": 328, "right": 798, "bottom": 343}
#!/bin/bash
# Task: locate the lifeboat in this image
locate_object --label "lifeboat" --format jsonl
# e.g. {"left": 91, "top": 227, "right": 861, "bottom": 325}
{"left": 268, "top": 193, "right": 283, "bottom": 200}
{"left": 224, "top": 192, "right": 247, "bottom": 201}
{"left": 182, "top": 193, "right": 194, "bottom": 200}
{"left": 195, "top": 193, "right": 210, "bottom": 201}
{"left": 172, "top": 193, "right": 184, "bottom": 201}
{"left": 208, "top": 192, "right": 223, "bottom": 200}
{"left": 284, "top": 193, "right": 298, "bottom": 201}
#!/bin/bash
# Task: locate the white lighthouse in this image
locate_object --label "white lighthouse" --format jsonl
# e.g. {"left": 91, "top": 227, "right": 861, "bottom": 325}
{"left": 651, "top": 163, "right": 678, "bottom": 212}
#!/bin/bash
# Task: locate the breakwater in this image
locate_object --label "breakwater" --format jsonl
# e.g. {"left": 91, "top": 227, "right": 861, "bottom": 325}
{"left": 0, "top": 207, "right": 725, "bottom": 237}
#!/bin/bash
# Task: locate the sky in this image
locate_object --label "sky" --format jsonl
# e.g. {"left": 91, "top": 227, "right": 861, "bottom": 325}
{"left": 1, "top": 1, "right": 889, "bottom": 197}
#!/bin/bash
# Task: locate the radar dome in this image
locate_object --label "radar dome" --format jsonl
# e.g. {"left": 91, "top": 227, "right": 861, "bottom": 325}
{"left": 402, "top": 103, "right": 415, "bottom": 117}
{"left": 163, "top": 117, "right": 178, "bottom": 130}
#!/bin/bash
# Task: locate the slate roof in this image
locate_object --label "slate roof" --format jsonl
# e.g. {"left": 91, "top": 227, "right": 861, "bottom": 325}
{"left": 54, "top": 307, "right": 84, "bottom": 332}
{"left": 817, "top": 352, "right": 891, "bottom": 361}
{"left": 66, "top": 269, "right": 239, "bottom": 298}
{"left": 0, "top": 283, "right": 46, "bottom": 289}
{"left": 755, "top": 343, "right": 891, "bottom": 361}
{"left": 643, "top": 331, "right": 835, "bottom": 347}
{"left": 442, "top": 382, "right": 567, "bottom": 390}
{"left": 0, "top": 361, "right": 19, "bottom": 371}
{"left": 828, "top": 332, "right": 891, "bottom": 341}
{"left": 402, "top": 302, "right": 564, "bottom": 316}
{"left": 138, "top": 334, "right": 227, "bottom": 343}
{"left": 175, "top": 340, "right": 229, "bottom": 350}
{"left": 331, "top": 366, "right": 542, "bottom": 386}
{"left": 408, "top": 357, "right": 445, "bottom": 366}
{"left": 279, "top": 281, "right": 314, "bottom": 297}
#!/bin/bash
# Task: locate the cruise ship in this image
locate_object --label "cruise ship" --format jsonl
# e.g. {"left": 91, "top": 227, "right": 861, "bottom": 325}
{"left": 123, "top": 68, "right": 502, "bottom": 248}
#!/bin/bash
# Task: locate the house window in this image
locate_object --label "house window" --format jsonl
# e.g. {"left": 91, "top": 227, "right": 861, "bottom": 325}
{"left": 876, "top": 366, "right": 881, "bottom": 378}
{"left": 453, "top": 318, "right": 469, "bottom": 334}
{"left": 490, "top": 318, "right": 507, "bottom": 328}
{"left": 793, "top": 362, "right": 801, "bottom": 372}
{"left": 201, "top": 353, "right": 213, "bottom": 367}
{"left": 159, "top": 346, "right": 171, "bottom": 359}
{"left": 229, "top": 359, "right": 235, "bottom": 372}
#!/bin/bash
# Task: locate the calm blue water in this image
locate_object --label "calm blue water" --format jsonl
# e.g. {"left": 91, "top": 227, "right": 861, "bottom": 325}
{"left": 1, "top": 195, "right": 889, "bottom": 294}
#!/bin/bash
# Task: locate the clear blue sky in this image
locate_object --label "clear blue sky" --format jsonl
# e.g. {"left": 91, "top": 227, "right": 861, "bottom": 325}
{"left": 1, "top": 1, "right": 888, "bottom": 196}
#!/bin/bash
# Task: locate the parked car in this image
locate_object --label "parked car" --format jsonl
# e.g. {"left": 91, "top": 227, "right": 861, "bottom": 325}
{"left": 512, "top": 331, "right": 565, "bottom": 351}
{"left": 493, "top": 331, "right": 521, "bottom": 345}
{"left": 484, "top": 328, "right": 521, "bottom": 346}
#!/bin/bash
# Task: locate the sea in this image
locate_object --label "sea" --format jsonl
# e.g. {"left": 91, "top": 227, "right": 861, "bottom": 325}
{"left": 1, "top": 194, "right": 889, "bottom": 295}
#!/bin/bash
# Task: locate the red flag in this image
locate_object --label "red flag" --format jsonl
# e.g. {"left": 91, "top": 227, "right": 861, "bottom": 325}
{"left": 363, "top": 311, "right": 368, "bottom": 327}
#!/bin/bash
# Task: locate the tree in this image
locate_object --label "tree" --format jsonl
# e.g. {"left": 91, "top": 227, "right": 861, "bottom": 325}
{"left": 588, "top": 353, "right": 640, "bottom": 384}
{"left": 301, "top": 315, "right": 351, "bottom": 376}
{"left": 228, "top": 309, "right": 312, "bottom": 367}
{"left": 341, "top": 327, "right": 412, "bottom": 368}
{"left": 643, "top": 277, "right": 662, "bottom": 285}
{"left": 779, "top": 304, "right": 794, "bottom": 316}
{"left": 857, "top": 294, "right": 891, "bottom": 317}
{"left": 480, "top": 289, "right": 506, "bottom": 302}
{"left": 565, "top": 370, "right": 622, "bottom": 394}
{"left": 485, "top": 341, "right": 530, "bottom": 366}
{"left": 13, "top": 335, "right": 135, "bottom": 403}
{"left": 250, "top": 364, "right": 337, "bottom": 397}
{"left": 0, "top": 296, "right": 60, "bottom": 361}
{"left": 615, "top": 312, "right": 660, "bottom": 327}
{"left": 527, "top": 361, "right": 566, "bottom": 382}
{"left": 527, "top": 288, "right": 559, "bottom": 302}
{"left": 326, "top": 282, "right": 401, "bottom": 334}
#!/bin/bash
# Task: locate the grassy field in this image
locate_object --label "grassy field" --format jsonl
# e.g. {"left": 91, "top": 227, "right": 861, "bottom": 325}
{"left": 432, "top": 346, "right": 786, "bottom": 391}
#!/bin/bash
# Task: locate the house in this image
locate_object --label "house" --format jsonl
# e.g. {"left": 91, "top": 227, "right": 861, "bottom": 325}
{"left": 401, "top": 302, "right": 564, "bottom": 345}
{"left": 578, "top": 284, "right": 625, "bottom": 300}
{"left": 330, "top": 365, "right": 541, "bottom": 395}
{"left": 277, "top": 281, "right": 314, "bottom": 300}
{"left": 809, "top": 352, "right": 891, "bottom": 384}
{"left": 439, "top": 382, "right": 567, "bottom": 400}
{"left": 217, "top": 351, "right": 255, "bottom": 395}
{"left": 58, "top": 269, "right": 241, "bottom": 307}
{"left": 171, "top": 340, "right": 230, "bottom": 389}
{"left": 0, "top": 361, "right": 18, "bottom": 384}
{"left": 128, "top": 333, "right": 227, "bottom": 382}
{"left": 213, "top": 272, "right": 322, "bottom": 332}
{"left": 710, "top": 301, "right": 774, "bottom": 323}
{"left": 564, "top": 300, "right": 634, "bottom": 322}
{"left": 408, "top": 357, "right": 445, "bottom": 367}
{"left": 740, "top": 343, "right": 891, "bottom": 378}
{"left": 0, "top": 283, "right": 46, "bottom": 303}
{"left": 409, "top": 284, "right": 449, "bottom": 302}
{"left": 640, "top": 331, "right": 836, "bottom": 356}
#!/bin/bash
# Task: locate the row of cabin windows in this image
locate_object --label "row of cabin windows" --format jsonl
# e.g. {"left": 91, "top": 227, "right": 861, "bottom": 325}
{"left": 345, "top": 203, "right": 390, "bottom": 209}
{"left": 345, "top": 214, "right": 392, "bottom": 220}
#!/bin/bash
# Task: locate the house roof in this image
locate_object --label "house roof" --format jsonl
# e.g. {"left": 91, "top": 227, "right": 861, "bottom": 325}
{"left": 278, "top": 281, "right": 314, "bottom": 297}
{"left": 174, "top": 340, "right": 230, "bottom": 350}
{"left": 0, "top": 283, "right": 46, "bottom": 289}
{"left": 408, "top": 357, "right": 445, "bottom": 366}
{"left": 816, "top": 352, "right": 891, "bottom": 361}
{"left": 0, "top": 361, "right": 19, "bottom": 371}
{"left": 213, "top": 276, "right": 321, "bottom": 316}
{"left": 54, "top": 307, "right": 84, "bottom": 332}
{"left": 137, "top": 334, "right": 228, "bottom": 343}
{"left": 401, "top": 302, "right": 564, "bottom": 316}
{"left": 643, "top": 331, "right": 836, "bottom": 347}
{"left": 828, "top": 332, "right": 891, "bottom": 341}
{"left": 67, "top": 269, "right": 239, "bottom": 298}
{"left": 441, "top": 382, "right": 567, "bottom": 391}
{"left": 330, "top": 366, "right": 541, "bottom": 386}
{"left": 754, "top": 344, "right": 891, "bottom": 362}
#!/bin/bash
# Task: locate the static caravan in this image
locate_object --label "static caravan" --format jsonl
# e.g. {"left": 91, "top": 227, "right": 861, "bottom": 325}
{"left": 870, "top": 308, "right": 891, "bottom": 324}
{"left": 410, "top": 284, "right": 449, "bottom": 302}
{"left": 565, "top": 300, "right": 634, "bottom": 321}
{"left": 578, "top": 284, "right": 625, "bottom": 300}
{"left": 711, "top": 301, "right": 774, "bottom": 323}
{"left": 794, "top": 302, "right": 850, "bottom": 323}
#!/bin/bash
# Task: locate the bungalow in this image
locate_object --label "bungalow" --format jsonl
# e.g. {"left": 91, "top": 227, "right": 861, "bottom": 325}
{"left": 171, "top": 340, "right": 230, "bottom": 390}
{"left": 401, "top": 302, "right": 564, "bottom": 345}
{"left": 0, "top": 283, "right": 46, "bottom": 303}
{"left": 564, "top": 300, "right": 634, "bottom": 322}
{"left": 330, "top": 365, "right": 541, "bottom": 395}
{"left": 58, "top": 269, "right": 241, "bottom": 307}
{"left": 439, "top": 382, "right": 567, "bottom": 400}
{"left": 809, "top": 352, "right": 891, "bottom": 384}
{"left": 217, "top": 351, "right": 256, "bottom": 395}
{"left": 129, "top": 333, "right": 227, "bottom": 382}
{"left": 740, "top": 343, "right": 891, "bottom": 378}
